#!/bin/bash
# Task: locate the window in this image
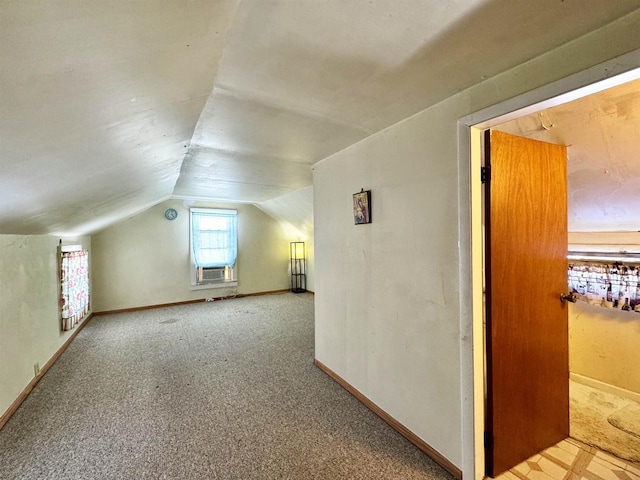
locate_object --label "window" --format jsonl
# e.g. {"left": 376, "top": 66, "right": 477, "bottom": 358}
{"left": 190, "top": 208, "right": 238, "bottom": 288}
{"left": 59, "top": 245, "right": 90, "bottom": 331}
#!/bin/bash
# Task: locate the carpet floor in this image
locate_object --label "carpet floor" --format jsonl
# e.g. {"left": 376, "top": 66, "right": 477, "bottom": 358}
{"left": 0, "top": 293, "right": 452, "bottom": 480}
{"left": 570, "top": 380, "right": 640, "bottom": 463}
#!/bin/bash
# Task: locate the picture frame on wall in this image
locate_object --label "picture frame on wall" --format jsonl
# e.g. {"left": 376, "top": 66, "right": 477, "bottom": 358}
{"left": 353, "top": 189, "right": 371, "bottom": 225}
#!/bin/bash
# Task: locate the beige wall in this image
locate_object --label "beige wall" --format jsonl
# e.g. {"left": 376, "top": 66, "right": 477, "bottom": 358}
{"left": 257, "top": 186, "right": 315, "bottom": 292}
{"left": 569, "top": 302, "right": 640, "bottom": 394}
{"left": 568, "top": 232, "right": 640, "bottom": 394}
{"left": 313, "top": 11, "right": 640, "bottom": 478}
{"left": 0, "top": 234, "right": 91, "bottom": 418}
{"left": 91, "top": 199, "right": 291, "bottom": 312}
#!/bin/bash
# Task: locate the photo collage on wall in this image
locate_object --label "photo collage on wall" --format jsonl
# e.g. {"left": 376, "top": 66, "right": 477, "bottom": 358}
{"left": 568, "top": 262, "right": 640, "bottom": 312}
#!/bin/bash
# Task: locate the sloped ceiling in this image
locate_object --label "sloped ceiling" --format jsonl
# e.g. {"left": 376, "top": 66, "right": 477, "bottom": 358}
{"left": 1, "top": 1, "right": 239, "bottom": 235}
{"left": 494, "top": 77, "right": 640, "bottom": 232}
{"left": 2, "top": 1, "right": 640, "bottom": 235}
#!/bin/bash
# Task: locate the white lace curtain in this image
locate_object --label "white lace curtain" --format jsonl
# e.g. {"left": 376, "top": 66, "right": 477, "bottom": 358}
{"left": 60, "top": 249, "right": 90, "bottom": 331}
{"left": 568, "top": 262, "right": 640, "bottom": 311}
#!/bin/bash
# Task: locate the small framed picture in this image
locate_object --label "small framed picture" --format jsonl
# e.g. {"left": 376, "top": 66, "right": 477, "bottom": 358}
{"left": 353, "top": 190, "right": 371, "bottom": 225}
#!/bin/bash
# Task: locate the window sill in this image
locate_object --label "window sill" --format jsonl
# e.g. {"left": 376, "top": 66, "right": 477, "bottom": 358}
{"left": 190, "top": 281, "right": 238, "bottom": 291}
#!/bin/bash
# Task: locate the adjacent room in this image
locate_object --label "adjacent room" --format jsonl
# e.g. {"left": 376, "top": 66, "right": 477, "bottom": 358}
{"left": 478, "top": 76, "right": 640, "bottom": 479}
{"left": 2, "top": 2, "right": 640, "bottom": 479}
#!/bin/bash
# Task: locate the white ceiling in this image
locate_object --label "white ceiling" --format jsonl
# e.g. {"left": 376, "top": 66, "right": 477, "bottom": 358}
{"left": 2, "top": 1, "right": 640, "bottom": 235}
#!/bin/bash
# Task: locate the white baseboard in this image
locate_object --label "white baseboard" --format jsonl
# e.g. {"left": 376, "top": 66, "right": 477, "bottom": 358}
{"left": 570, "top": 372, "right": 640, "bottom": 404}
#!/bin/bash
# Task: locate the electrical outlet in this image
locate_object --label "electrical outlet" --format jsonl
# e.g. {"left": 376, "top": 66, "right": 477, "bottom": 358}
{"left": 34, "top": 363, "right": 40, "bottom": 376}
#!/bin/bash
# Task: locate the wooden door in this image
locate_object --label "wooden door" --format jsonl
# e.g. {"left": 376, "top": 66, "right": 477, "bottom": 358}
{"left": 485, "top": 130, "right": 569, "bottom": 477}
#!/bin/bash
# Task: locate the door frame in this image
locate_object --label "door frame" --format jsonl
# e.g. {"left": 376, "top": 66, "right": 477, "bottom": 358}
{"left": 457, "top": 52, "right": 640, "bottom": 480}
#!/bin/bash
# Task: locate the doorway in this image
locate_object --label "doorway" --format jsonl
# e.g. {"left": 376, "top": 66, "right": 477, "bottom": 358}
{"left": 462, "top": 60, "right": 640, "bottom": 480}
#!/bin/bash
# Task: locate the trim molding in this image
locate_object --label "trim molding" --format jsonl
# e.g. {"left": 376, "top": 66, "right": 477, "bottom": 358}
{"left": 94, "top": 289, "right": 292, "bottom": 315}
{"left": 0, "top": 312, "right": 94, "bottom": 431}
{"left": 236, "top": 289, "right": 290, "bottom": 298}
{"left": 314, "top": 359, "right": 463, "bottom": 480}
{"left": 95, "top": 298, "right": 212, "bottom": 315}
{"left": 570, "top": 373, "right": 640, "bottom": 404}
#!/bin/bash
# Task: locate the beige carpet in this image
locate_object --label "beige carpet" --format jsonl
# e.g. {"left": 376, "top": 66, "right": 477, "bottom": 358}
{"left": 0, "top": 293, "right": 452, "bottom": 480}
{"left": 570, "top": 380, "right": 640, "bottom": 462}
{"left": 609, "top": 402, "right": 640, "bottom": 440}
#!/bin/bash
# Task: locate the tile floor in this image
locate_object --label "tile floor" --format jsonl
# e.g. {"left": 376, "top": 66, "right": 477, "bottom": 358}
{"left": 494, "top": 437, "right": 640, "bottom": 480}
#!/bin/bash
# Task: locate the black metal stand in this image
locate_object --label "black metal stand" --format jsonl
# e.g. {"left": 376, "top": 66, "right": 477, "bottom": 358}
{"left": 290, "top": 242, "right": 306, "bottom": 293}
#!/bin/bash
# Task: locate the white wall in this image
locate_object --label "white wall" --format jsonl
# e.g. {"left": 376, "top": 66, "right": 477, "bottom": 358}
{"left": 314, "top": 98, "right": 463, "bottom": 466}
{"left": 91, "top": 199, "right": 291, "bottom": 312}
{"left": 313, "top": 10, "right": 640, "bottom": 477}
{"left": 0, "top": 234, "right": 91, "bottom": 418}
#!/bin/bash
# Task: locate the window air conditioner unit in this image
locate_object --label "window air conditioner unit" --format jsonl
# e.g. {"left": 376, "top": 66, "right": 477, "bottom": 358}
{"left": 198, "top": 266, "right": 225, "bottom": 283}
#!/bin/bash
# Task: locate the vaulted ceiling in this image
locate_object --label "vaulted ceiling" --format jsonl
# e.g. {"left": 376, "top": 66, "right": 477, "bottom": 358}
{"left": 2, "top": 1, "right": 640, "bottom": 235}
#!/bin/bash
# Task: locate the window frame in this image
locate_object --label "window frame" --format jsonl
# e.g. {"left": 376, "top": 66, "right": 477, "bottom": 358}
{"left": 59, "top": 244, "right": 91, "bottom": 330}
{"left": 189, "top": 208, "right": 238, "bottom": 290}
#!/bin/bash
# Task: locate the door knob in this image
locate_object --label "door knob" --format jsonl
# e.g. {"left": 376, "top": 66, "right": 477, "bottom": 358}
{"left": 560, "top": 292, "right": 577, "bottom": 303}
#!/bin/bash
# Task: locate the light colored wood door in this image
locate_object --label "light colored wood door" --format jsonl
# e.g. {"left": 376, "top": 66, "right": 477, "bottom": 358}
{"left": 485, "top": 130, "right": 569, "bottom": 477}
